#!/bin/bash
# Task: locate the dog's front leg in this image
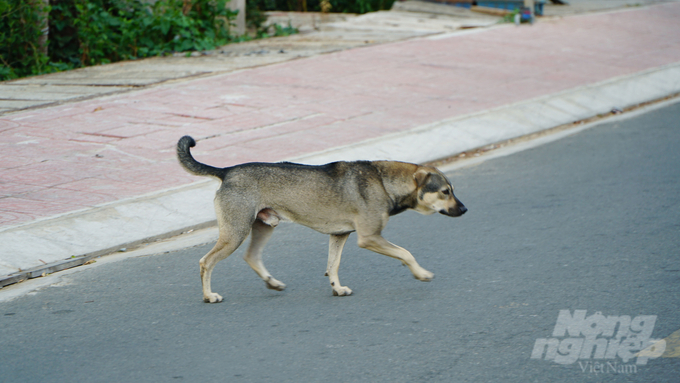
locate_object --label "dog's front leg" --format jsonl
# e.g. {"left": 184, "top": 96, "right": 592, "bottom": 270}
{"left": 357, "top": 234, "right": 434, "bottom": 282}
{"left": 326, "top": 233, "right": 352, "bottom": 296}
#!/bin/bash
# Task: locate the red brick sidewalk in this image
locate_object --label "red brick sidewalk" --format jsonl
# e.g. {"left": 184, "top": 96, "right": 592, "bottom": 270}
{"left": 2, "top": 4, "right": 680, "bottom": 228}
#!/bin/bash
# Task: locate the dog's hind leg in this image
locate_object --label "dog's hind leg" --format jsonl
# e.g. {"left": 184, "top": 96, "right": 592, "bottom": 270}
{"left": 244, "top": 220, "right": 286, "bottom": 291}
{"left": 326, "top": 233, "right": 352, "bottom": 296}
{"left": 200, "top": 232, "right": 247, "bottom": 303}
{"left": 200, "top": 203, "right": 252, "bottom": 303}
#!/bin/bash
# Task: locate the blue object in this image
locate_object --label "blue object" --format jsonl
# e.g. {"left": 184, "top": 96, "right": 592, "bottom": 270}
{"left": 476, "top": 1, "right": 545, "bottom": 16}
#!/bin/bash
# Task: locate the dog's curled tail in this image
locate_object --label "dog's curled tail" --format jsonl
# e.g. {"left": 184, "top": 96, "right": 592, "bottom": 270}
{"left": 177, "top": 136, "right": 226, "bottom": 180}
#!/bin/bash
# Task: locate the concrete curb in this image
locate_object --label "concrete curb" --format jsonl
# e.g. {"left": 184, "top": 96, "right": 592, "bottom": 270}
{"left": 2, "top": 61, "right": 680, "bottom": 288}
{"left": 0, "top": 181, "right": 219, "bottom": 286}
{"left": 293, "top": 62, "right": 680, "bottom": 164}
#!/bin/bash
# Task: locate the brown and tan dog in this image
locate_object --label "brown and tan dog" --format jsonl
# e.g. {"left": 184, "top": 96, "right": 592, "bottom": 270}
{"left": 177, "top": 135, "right": 467, "bottom": 303}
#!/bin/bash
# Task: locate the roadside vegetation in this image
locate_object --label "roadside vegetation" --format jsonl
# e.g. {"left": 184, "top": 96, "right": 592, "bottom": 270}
{"left": 1, "top": 0, "right": 394, "bottom": 81}
{"left": 245, "top": 0, "right": 395, "bottom": 36}
{"left": 249, "top": 0, "right": 395, "bottom": 15}
{"left": 0, "top": 0, "right": 298, "bottom": 81}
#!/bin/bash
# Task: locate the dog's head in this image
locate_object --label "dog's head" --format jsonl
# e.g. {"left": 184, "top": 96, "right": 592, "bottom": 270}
{"left": 412, "top": 167, "right": 467, "bottom": 217}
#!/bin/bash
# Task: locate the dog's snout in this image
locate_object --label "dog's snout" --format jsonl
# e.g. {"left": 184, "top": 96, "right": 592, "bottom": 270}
{"left": 439, "top": 203, "right": 467, "bottom": 217}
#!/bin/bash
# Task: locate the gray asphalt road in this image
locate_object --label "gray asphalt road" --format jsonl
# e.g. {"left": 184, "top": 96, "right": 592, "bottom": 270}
{"left": 2, "top": 101, "right": 680, "bottom": 382}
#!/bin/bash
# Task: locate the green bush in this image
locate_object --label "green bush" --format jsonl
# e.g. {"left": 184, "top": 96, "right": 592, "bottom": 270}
{"left": 250, "top": 0, "right": 396, "bottom": 14}
{"left": 0, "top": 0, "right": 238, "bottom": 81}
{"left": 0, "top": 0, "right": 56, "bottom": 79}
{"left": 50, "top": 0, "right": 237, "bottom": 66}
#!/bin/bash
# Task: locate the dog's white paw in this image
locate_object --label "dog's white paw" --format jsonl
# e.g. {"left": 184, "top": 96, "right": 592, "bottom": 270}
{"left": 203, "top": 293, "right": 223, "bottom": 303}
{"left": 265, "top": 277, "right": 286, "bottom": 291}
{"left": 332, "top": 286, "right": 353, "bottom": 296}
{"left": 413, "top": 269, "right": 434, "bottom": 282}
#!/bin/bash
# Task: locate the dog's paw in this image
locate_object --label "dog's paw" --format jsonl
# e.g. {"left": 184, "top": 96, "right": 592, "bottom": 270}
{"left": 413, "top": 269, "right": 434, "bottom": 282}
{"left": 203, "top": 293, "right": 223, "bottom": 303}
{"left": 332, "top": 286, "right": 353, "bottom": 296}
{"left": 265, "top": 277, "right": 286, "bottom": 291}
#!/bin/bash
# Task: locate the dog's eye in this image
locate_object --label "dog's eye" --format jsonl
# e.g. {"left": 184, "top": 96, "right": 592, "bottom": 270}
{"left": 442, "top": 189, "right": 450, "bottom": 195}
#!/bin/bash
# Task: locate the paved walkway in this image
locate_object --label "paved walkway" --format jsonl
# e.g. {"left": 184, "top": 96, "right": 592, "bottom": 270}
{"left": 0, "top": 4, "right": 498, "bottom": 114}
{"left": 1, "top": 2, "right": 680, "bottom": 284}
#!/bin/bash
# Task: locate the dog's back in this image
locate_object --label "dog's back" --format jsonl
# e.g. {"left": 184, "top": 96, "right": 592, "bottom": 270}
{"left": 216, "top": 161, "right": 391, "bottom": 234}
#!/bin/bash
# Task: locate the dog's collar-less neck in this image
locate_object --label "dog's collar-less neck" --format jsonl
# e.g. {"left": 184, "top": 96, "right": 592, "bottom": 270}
{"left": 389, "top": 202, "right": 410, "bottom": 216}
{"left": 374, "top": 163, "right": 418, "bottom": 216}
{"left": 389, "top": 193, "right": 416, "bottom": 216}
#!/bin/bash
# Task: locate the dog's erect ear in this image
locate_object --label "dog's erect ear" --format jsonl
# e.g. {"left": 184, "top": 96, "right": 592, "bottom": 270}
{"left": 413, "top": 168, "right": 431, "bottom": 187}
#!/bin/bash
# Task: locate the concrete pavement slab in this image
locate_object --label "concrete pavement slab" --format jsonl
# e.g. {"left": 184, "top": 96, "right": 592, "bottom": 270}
{"left": 2, "top": 2, "right": 680, "bottom": 286}
{"left": 0, "top": 6, "right": 495, "bottom": 116}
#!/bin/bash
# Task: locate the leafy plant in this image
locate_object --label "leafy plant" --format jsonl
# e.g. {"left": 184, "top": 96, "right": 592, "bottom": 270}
{"left": 51, "top": 0, "right": 238, "bottom": 67}
{"left": 247, "top": 0, "right": 396, "bottom": 16}
{"left": 0, "top": 0, "right": 62, "bottom": 79}
{"left": 501, "top": 8, "right": 521, "bottom": 23}
{"left": 272, "top": 22, "right": 297, "bottom": 36}
{"left": 246, "top": 0, "right": 268, "bottom": 31}
{"left": 1, "top": 0, "right": 239, "bottom": 81}
{"left": 253, "top": 21, "right": 298, "bottom": 39}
